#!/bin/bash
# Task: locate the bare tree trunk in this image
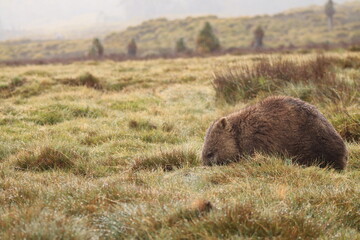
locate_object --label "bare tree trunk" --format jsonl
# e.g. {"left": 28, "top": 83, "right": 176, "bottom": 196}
{"left": 254, "top": 38, "right": 263, "bottom": 49}
{"left": 328, "top": 16, "right": 334, "bottom": 31}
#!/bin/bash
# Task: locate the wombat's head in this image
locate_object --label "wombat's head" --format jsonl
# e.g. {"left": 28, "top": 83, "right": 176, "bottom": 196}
{"left": 202, "top": 117, "right": 240, "bottom": 166}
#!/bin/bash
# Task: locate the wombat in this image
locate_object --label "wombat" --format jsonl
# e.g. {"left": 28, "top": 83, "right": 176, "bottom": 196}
{"left": 202, "top": 96, "right": 347, "bottom": 170}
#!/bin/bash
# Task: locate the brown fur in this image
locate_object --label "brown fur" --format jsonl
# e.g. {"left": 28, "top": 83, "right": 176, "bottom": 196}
{"left": 202, "top": 96, "right": 348, "bottom": 170}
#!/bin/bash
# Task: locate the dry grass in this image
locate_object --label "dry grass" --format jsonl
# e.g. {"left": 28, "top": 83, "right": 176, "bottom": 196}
{"left": 213, "top": 55, "right": 360, "bottom": 106}
{"left": 329, "top": 110, "right": 360, "bottom": 142}
{"left": 131, "top": 148, "right": 200, "bottom": 171}
{"left": 0, "top": 53, "right": 359, "bottom": 239}
{"left": 59, "top": 72, "right": 104, "bottom": 90}
{"left": 13, "top": 146, "right": 75, "bottom": 171}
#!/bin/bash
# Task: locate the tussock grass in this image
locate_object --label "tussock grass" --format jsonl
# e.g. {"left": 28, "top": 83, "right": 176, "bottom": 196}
{"left": 213, "top": 55, "right": 359, "bottom": 105}
{"left": 349, "top": 45, "right": 360, "bottom": 52}
{"left": 13, "top": 146, "right": 75, "bottom": 171}
{"left": 171, "top": 204, "right": 324, "bottom": 239}
{"left": 166, "top": 199, "right": 213, "bottom": 226}
{"left": 10, "top": 145, "right": 108, "bottom": 177}
{"left": 213, "top": 55, "right": 334, "bottom": 103}
{"left": 30, "top": 103, "right": 105, "bottom": 125}
{"left": 348, "top": 144, "right": 360, "bottom": 171}
{"left": 129, "top": 119, "right": 157, "bottom": 130}
{"left": 80, "top": 131, "right": 115, "bottom": 146}
{"left": 0, "top": 54, "right": 359, "bottom": 239}
{"left": 132, "top": 148, "right": 200, "bottom": 171}
{"left": 332, "top": 55, "right": 360, "bottom": 69}
{"left": 59, "top": 72, "right": 103, "bottom": 90}
{"left": 330, "top": 111, "right": 360, "bottom": 142}
{"left": 0, "top": 76, "right": 27, "bottom": 98}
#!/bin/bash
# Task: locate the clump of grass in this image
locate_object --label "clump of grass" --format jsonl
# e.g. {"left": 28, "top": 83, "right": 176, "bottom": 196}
{"left": 167, "top": 199, "right": 213, "bottom": 226}
{"left": 9, "top": 76, "right": 26, "bottom": 88}
{"left": 129, "top": 120, "right": 157, "bottom": 130}
{"left": 80, "top": 131, "right": 114, "bottom": 146}
{"left": 11, "top": 145, "right": 108, "bottom": 177}
{"left": 102, "top": 202, "right": 323, "bottom": 239}
{"left": 60, "top": 72, "right": 103, "bottom": 90}
{"left": 0, "top": 76, "right": 54, "bottom": 100}
{"left": 347, "top": 144, "right": 360, "bottom": 170}
{"left": 31, "top": 104, "right": 105, "bottom": 125}
{"left": 192, "top": 204, "right": 323, "bottom": 239}
{"left": 13, "top": 146, "right": 75, "bottom": 171}
{"left": 212, "top": 55, "right": 357, "bottom": 104}
{"left": 0, "top": 76, "right": 27, "bottom": 98}
{"left": 14, "top": 80, "right": 54, "bottom": 98}
{"left": 131, "top": 148, "right": 200, "bottom": 171}
{"left": 330, "top": 111, "right": 360, "bottom": 142}
{"left": 331, "top": 56, "right": 360, "bottom": 69}
{"left": 280, "top": 82, "right": 315, "bottom": 102}
{"left": 348, "top": 45, "right": 360, "bottom": 52}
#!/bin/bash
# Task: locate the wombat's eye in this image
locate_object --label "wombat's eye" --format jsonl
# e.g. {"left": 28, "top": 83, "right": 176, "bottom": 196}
{"left": 206, "top": 152, "right": 214, "bottom": 159}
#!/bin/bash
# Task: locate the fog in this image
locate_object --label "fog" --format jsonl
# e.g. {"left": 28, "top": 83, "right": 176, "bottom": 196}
{"left": 0, "top": 0, "right": 352, "bottom": 39}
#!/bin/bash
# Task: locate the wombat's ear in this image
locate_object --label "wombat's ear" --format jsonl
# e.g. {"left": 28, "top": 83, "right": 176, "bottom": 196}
{"left": 218, "top": 117, "right": 232, "bottom": 131}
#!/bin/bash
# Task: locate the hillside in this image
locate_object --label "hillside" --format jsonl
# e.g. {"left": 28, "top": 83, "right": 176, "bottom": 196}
{"left": 0, "top": 1, "right": 360, "bottom": 60}
{"left": 105, "top": 1, "right": 360, "bottom": 53}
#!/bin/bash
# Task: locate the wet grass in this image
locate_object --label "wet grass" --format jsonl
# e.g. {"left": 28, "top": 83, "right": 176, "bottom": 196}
{"left": 0, "top": 53, "right": 359, "bottom": 239}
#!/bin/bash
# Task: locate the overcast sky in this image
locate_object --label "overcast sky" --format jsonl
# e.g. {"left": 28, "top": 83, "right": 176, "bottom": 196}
{"left": 0, "top": 0, "right": 352, "bottom": 30}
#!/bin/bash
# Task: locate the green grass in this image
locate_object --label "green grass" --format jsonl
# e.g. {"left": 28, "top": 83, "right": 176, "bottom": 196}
{"left": 0, "top": 52, "right": 359, "bottom": 239}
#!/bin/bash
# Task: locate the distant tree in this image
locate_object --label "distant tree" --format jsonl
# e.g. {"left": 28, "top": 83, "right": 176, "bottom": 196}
{"left": 88, "top": 38, "right": 104, "bottom": 58}
{"left": 175, "top": 38, "right": 187, "bottom": 53}
{"left": 325, "top": 0, "right": 335, "bottom": 31}
{"left": 196, "top": 22, "right": 220, "bottom": 54}
{"left": 253, "top": 26, "right": 265, "bottom": 49}
{"left": 127, "top": 38, "right": 137, "bottom": 57}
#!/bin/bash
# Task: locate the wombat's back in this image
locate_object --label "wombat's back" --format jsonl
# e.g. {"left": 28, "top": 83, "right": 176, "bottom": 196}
{"left": 228, "top": 96, "right": 347, "bottom": 170}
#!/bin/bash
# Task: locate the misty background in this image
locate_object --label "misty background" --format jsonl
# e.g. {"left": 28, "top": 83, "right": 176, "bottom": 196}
{"left": 0, "top": 0, "right": 351, "bottom": 40}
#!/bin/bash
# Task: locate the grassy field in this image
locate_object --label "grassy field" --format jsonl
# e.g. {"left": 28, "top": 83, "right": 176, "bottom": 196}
{"left": 0, "top": 53, "right": 359, "bottom": 239}
{"left": 1, "top": 1, "right": 360, "bottom": 61}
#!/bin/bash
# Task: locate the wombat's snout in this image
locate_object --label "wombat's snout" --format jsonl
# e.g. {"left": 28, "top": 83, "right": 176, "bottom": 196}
{"left": 203, "top": 160, "right": 214, "bottom": 166}
{"left": 202, "top": 151, "right": 215, "bottom": 166}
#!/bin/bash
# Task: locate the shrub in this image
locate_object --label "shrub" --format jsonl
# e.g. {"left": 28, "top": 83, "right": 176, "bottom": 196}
{"left": 253, "top": 26, "right": 265, "bottom": 49}
{"left": 325, "top": 0, "right": 335, "bottom": 31}
{"left": 88, "top": 38, "right": 104, "bottom": 58}
{"left": 175, "top": 38, "right": 188, "bottom": 53}
{"left": 196, "top": 22, "right": 220, "bottom": 54}
{"left": 127, "top": 38, "right": 137, "bottom": 57}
